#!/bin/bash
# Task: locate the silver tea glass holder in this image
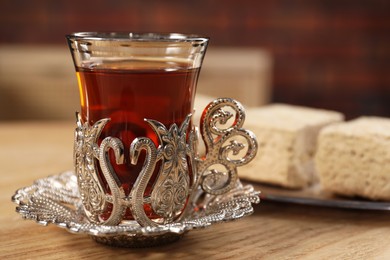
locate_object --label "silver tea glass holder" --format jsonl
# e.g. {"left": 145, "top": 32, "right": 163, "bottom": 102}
{"left": 12, "top": 98, "right": 260, "bottom": 247}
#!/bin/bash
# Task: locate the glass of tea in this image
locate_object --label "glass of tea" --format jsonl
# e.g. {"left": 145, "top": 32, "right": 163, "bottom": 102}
{"left": 66, "top": 32, "right": 209, "bottom": 226}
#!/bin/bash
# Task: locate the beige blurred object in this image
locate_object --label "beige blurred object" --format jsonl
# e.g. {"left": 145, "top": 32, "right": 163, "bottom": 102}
{"left": 197, "top": 47, "right": 272, "bottom": 108}
{"left": 0, "top": 45, "right": 272, "bottom": 121}
{"left": 240, "top": 104, "right": 344, "bottom": 189}
{"left": 316, "top": 116, "right": 390, "bottom": 200}
{"left": 0, "top": 45, "right": 79, "bottom": 120}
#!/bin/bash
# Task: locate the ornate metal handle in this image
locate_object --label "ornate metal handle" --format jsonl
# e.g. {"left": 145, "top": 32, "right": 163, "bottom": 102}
{"left": 197, "top": 98, "right": 258, "bottom": 195}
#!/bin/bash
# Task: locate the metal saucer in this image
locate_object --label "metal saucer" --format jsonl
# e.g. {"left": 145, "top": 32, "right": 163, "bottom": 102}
{"left": 12, "top": 171, "right": 260, "bottom": 247}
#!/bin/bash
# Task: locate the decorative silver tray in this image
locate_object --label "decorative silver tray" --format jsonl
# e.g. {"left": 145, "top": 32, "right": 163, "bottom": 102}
{"left": 12, "top": 171, "right": 260, "bottom": 247}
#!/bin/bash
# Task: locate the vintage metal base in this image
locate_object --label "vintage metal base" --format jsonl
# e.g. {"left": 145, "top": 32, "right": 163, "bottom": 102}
{"left": 12, "top": 171, "right": 260, "bottom": 247}
{"left": 90, "top": 233, "right": 185, "bottom": 248}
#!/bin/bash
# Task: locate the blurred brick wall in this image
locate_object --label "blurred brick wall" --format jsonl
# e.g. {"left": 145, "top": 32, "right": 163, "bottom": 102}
{"left": 1, "top": 0, "right": 389, "bottom": 119}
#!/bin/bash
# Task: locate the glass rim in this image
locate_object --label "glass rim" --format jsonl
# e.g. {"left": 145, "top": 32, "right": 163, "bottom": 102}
{"left": 66, "top": 32, "right": 209, "bottom": 43}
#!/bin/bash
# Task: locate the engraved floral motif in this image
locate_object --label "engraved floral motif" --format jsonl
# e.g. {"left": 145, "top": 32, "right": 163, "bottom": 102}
{"left": 147, "top": 115, "right": 192, "bottom": 223}
{"left": 73, "top": 113, "right": 109, "bottom": 222}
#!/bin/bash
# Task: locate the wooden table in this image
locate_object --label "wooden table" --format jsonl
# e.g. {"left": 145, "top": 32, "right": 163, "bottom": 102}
{"left": 1, "top": 121, "right": 390, "bottom": 259}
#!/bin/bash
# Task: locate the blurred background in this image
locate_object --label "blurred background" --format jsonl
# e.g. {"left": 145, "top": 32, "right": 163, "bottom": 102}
{"left": 0, "top": 0, "right": 389, "bottom": 121}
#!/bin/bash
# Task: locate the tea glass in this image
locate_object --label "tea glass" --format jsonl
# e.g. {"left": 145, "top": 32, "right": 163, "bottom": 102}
{"left": 66, "top": 32, "right": 209, "bottom": 226}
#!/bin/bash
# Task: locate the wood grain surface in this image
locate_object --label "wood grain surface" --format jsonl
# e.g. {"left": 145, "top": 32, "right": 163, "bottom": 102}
{"left": 1, "top": 122, "right": 390, "bottom": 259}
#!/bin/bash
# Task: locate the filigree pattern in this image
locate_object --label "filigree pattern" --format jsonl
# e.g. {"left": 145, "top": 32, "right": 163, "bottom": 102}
{"left": 148, "top": 115, "right": 192, "bottom": 223}
{"left": 128, "top": 115, "right": 194, "bottom": 226}
{"left": 73, "top": 112, "right": 109, "bottom": 223}
{"left": 196, "top": 98, "right": 258, "bottom": 196}
{"left": 12, "top": 171, "right": 260, "bottom": 247}
{"left": 72, "top": 98, "right": 258, "bottom": 228}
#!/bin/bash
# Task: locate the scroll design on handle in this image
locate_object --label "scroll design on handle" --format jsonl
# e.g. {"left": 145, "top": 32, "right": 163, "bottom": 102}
{"left": 197, "top": 98, "right": 258, "bottom": 195}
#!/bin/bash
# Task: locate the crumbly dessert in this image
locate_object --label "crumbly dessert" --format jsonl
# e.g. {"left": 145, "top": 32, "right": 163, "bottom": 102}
{"left": 239, "top": 104, "right": 344, "bottom": 188}
{"left": 315, "top": 116, "right": 390, "bottom": 200}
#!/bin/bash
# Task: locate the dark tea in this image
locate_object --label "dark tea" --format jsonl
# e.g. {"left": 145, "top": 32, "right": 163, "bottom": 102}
{"left": 76, "top": 60, "right": 200, "bottom": 220}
